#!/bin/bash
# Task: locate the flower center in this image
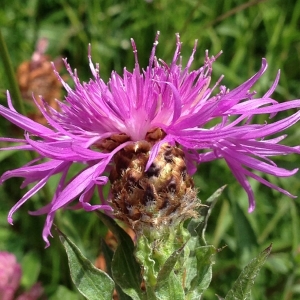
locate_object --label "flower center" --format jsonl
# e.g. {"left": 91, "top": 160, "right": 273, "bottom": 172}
{"left": 97, "top": 128, "right": 167, "bottom": 152}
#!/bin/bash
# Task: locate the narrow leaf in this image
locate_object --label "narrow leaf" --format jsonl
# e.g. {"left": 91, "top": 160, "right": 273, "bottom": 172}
{"left": 232, "top": 201, "right": 258, "bottom": 256}
{"left": 112, "top": 245, "right": 144, "bottom": 300}
{"left": 185, "top": 245, "right": 215, "bottom": 298}
{"left": 188, "top": 186, "right": 226, "bottom": 245}
{"left": 96, "top": 212, "right": 144, "bottom": 300}
{"left": 155, "top": 271, "right": 185, "bottom": 300}
{"left": 58, "top": 229, "right": 114, "bottom": 300}
{"left": 156, "top": 244, "right": 185, "bottom": 284}
{"left": 100, "top": 239, "right": 114, "bottom": 278}
{"left": 101, "top": 240, "right": 132, "bottom": 300}
{"left": 225, "top": 244, "right": 272, "bottom": 300}
{"left": 135, "top": 235, "right": 156, "bottom": 286}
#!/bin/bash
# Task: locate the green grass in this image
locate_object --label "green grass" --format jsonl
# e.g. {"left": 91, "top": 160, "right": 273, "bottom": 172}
{"left": 0, "top": 0, "right": 300, "bottom": 299}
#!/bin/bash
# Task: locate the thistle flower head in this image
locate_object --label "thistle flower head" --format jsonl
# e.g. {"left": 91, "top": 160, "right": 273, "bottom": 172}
{"left": 1, "top": 32, "right": 300, "bottom": 246}
{"left": 110, "top": 140, "right": 198, "bottom": 232}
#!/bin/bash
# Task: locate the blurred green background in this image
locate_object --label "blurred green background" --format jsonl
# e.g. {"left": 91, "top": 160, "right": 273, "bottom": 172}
{"left": 0, "top": 0, "right": 300, "bottom": 299}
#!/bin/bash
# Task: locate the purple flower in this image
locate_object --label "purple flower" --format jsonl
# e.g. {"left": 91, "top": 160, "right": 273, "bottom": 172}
{"left": 1, "top": 32, "right": 300, "bottom": 246}
{"left": 15, "top": 282, "right": 44, "bottom": 300}
{"left": 0, "top": 252, "right": 22, "bottom": 300}
{"left": 0, "top": 252, "right": 44, "bottom": 300}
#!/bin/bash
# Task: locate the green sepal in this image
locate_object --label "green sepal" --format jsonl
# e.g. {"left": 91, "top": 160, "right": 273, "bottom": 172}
{"left": 96, "top": 211, "right": 144, "bottom": 300}
{"left": 185, "top": 245, "right": 215, "bottom": 299}
{"left": 225, "top": 244, "right": 272, "bottom": 300}
{"left": 188, "top": 186, "right": 226, "bottom": 246}
{"left": 58, "top": 229, "right": 115, "bottom": 300}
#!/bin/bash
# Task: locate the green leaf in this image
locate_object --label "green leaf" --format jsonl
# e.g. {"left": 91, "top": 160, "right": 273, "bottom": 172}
{"left": 156, "top": 244, "right": 185, "bottom": 284}
{"left": 49, "top": 285, "right": 82, "bottom": 300}
{"left": 101, "top": 240, "right": 132, "bottom": 300}
{"left": 188, "top": 186, "right": 226, "bottom": 245}
{"left": 96, "top": 211, "right": 144, "bottom": 300}
{"left": 20, "top": 251, "right": 41, "bottom": 289}
{"left": 112, "top": 238, "right": 144, "bottom": 300}
{"left": 0, "top": 149, "right": 17, "bottom": 162}
{"left": 232, "top": 201, "right": 258, "bottom": 258}
{"left": 100, "top": 239, "right": 114, "bottom": 278}
{"left": 135, "top": 234, "right": 156, "bottom": 287}
{"left": 225, "top": 244, "right": 272, "bottom": 300}
{"left": 185, "top": 245, "right": 215, "bottom": 299}
{"left": 58, "top": 229, "right": 115, "bottom": 300}
{"left": 155, "top": 271, "right": 185, "bottom": 300}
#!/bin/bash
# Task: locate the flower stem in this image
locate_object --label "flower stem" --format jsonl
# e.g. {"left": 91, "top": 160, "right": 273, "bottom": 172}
{"left": 0, "top": 29, "right": 25, "bottom": 114}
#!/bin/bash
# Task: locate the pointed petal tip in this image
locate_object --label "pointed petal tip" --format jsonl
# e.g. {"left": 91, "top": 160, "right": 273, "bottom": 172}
{"left": 43, "top": 230, "right": 53, "bottom": 248}
{"left": 44, "top": 241, "right": 50, "bottom": 249}
{"left": 248, "top": 203, "right": 255, "bottom": 213}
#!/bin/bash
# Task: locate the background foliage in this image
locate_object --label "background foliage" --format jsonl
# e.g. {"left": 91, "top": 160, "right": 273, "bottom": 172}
{"left": 0, "top": 0, "right": 300, "bottom": 299}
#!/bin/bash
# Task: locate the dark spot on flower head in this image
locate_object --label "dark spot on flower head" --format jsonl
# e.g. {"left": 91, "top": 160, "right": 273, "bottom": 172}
{"left": 166, "top": 177, "right": 177, "bottom": 192}
{"left": 146, "top": 163, "right": 160, "bottom": 177}
{"left": 163, "top": 148, "right": 173, "bottom": 162}
{"left": 156, "top": 196, "right": 168, "bottom": 209}
{"left": 115, "top": 154, "right": 132, "bottom": 172}
{"left": 143, "top": 185, "right": 155, "bottom": 204}
{"left": 166, "top": 203, "right": 181, "bottom": 216}
{"left": 126, "top": 205, "right": 141, "bottom": 220}
{"left": 126, "top": 178, "right": 138, "bottom": 193}
{"left": 127, "top": 169, "right": 142, "bottom": 183}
